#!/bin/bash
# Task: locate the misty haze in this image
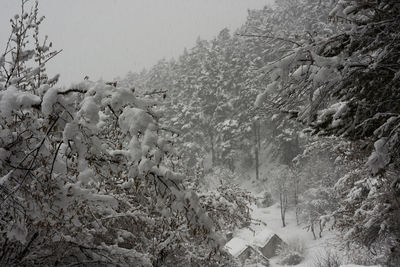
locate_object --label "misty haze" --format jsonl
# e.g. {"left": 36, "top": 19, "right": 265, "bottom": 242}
{"left": 0, "top": 0, "right": 399, "bottom": 266}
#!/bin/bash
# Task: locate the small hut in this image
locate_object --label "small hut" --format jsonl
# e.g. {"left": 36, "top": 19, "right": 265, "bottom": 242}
{"left": 253, "top": 229, "right": 286, "bottom": 258}
{"left": 224, "top": 237, "right": 269, "bottom": 266}
{"left": 225, "top": 232, "right": 234, "bottom": 243}
{"left": 225, "top": 237, "right": 253, "bottom": 261}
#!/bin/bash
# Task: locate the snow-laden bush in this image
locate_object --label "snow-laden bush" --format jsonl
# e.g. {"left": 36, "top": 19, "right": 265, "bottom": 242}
{"left": 197, "top": 169, "right": 256, "bottom": 233}
{"left": 243, "top": 252, "right": 269, "bottom": 267}
{"left": 0, "top": 78, "right": 228, "bottom": 265}
{"left": 313, "top": 250, "right": 342, "bottom": 267}
{"left": 280, "top": 251, "right": 303, "bottom": 266}
{"left": 0, "top": 1, "right": 249, "bottom": 266}
{"left": 278, "top": 237, "right": 305, "bottom": 265}
{"left": 257, "top": 191, "right": 274, "bottom": 208}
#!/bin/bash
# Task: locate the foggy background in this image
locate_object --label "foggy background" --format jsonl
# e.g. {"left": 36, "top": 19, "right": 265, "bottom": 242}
{"left": 0, "top": 0, "right": 272, "bottom": 86}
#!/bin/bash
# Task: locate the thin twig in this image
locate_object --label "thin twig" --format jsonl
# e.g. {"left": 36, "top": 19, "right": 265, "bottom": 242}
{"left": 17, "top": 232, "right": 39, "bottom": 261}
{"left": 0, "top": 116, "right": 59, "bottom": 206}
{"left": 49, "top": 141, "right": 63, "bottom": 177}
{"left": 42, "top": 49, "right": 63, "bottom": 65}
{"left": 143, "top": 89, "right": 168, "bottom": 96}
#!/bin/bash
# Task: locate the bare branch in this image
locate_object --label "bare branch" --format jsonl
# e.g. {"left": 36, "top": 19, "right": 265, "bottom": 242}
{"left": 143, "top": 89, "right": 168, "bottom": 96}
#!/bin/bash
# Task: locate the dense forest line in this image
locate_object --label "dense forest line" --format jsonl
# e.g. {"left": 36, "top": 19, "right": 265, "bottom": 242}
{"left": 1, "top": 0, "right": 399, "bottom": 266}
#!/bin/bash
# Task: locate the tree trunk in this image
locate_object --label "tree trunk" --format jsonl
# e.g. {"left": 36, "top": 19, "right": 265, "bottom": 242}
{"left": 318, "top": 220, "right": 323, "bottom": 238}
{"left": 254, "top": 121, "right": 260, "bottom": 180}
{"left": 310, "top": 220, "right": 316, "bottom": 240}
{"left": 280, "top": 192, "right": 287, "bottom": 227}
{"left": 255, "top": 146, "right": 259, "bottom": 180}
{"left": 210, "top": 131, "right": 215, "bottom": 167}
{"left": 294, "top": 173, "right": 300, "bottom": 225}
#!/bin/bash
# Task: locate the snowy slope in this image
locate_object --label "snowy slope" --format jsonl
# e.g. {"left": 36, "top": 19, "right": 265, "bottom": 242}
{"left": 231, "top": 203, "right": 337, "bottom": 267}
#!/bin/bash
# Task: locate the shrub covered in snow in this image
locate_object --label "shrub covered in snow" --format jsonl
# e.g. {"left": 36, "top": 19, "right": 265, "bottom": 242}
{"left": 257, "top": 191, "right": 274, "bottom": 208}
{"left": 313, "top": 250, "right": 342, "bottom": 267}
{"left": 243, "top": 253, "right": 270, "bottom": 267}
{"left": 197, "top": 172, "right": 256, "bottom": 233}
{"left": 0, "top": 2, "right": 251, "bottom": 266}
{"left": 279, "top": 251, "right": 304, "bottom": 266}
{"left": 277, "top": 237, "right": 305, "bottom": 265}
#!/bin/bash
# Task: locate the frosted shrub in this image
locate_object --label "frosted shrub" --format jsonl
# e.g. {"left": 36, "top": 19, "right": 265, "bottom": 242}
{"left": 257, "top": 191, "right": 274, "bottom": 208}
{"left": 243, "top": 253, "right": 269, "bottom": 267}
{"left": 313, "top": 250, "right": 341, "bottom": 267}
{"left": 279, "top": 251, "right": 303, "bottom": 266}
{"left": 278, "top": 237, "right": 305, "bottom": 265}
{"left": 198, "top": 181, "right": 256, "bottom": 233}
{"left": 0, "top": 1, "right": 248, "bottom": 266}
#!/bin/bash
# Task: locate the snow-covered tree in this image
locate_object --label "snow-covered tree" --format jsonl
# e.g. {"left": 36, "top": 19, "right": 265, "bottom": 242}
{"left": 0, "top": 2, "right": 256, "bottom": 266}
{"left": 253, "top": 0, "right": 400, "bottom": 264}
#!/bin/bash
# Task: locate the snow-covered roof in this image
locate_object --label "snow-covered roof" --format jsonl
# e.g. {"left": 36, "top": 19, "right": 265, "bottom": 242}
{"left": 224, "top": 237, "right": 250, "bottom": 257}
{"left": 253, "top": 229, "right": 276, "bottom": 247}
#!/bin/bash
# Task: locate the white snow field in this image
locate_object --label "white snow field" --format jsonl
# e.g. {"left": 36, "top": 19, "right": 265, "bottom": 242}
{"left": 228, "top": 202, "right": 336, "bottom": 266}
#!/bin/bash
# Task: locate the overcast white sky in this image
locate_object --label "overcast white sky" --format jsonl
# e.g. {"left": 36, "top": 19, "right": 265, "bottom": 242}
{"left": 0, "top": 0, "right": 272, "bottom": 86}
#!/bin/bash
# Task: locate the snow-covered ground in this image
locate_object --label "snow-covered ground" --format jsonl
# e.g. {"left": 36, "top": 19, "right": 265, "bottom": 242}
{"left": 230, "top": 202, "right": 337, "bottom": 267}
{"left": 224, "top": 145, "right": 382, "bottom": 267}
{"left": 224, "top": 177, "right": 381, "bottom": 267}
